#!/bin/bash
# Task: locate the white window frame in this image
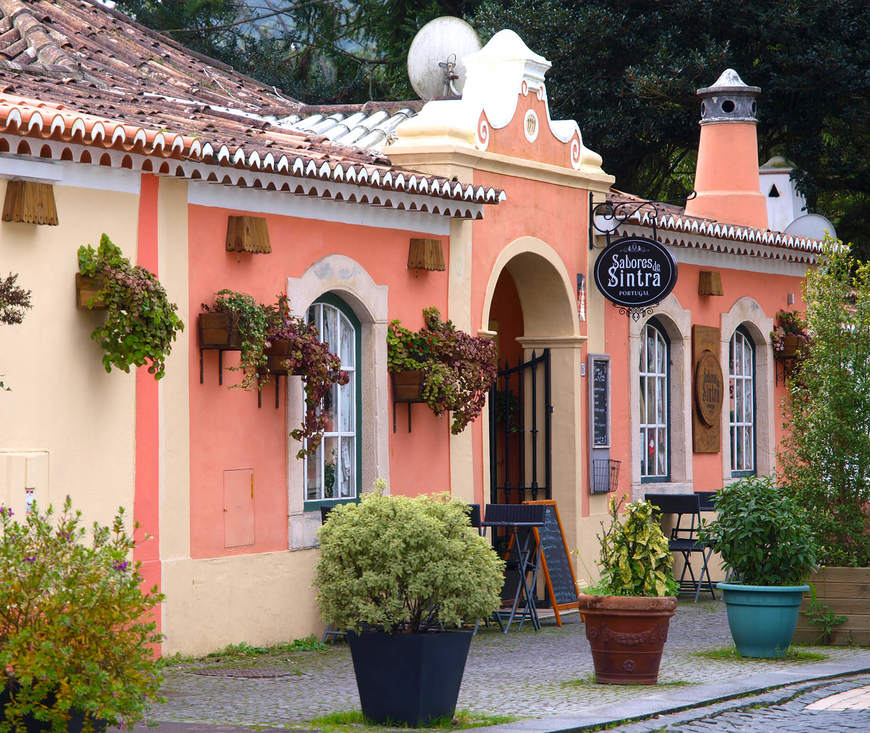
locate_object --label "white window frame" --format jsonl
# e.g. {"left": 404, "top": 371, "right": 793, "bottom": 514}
{"left": 729, "top": 327, "right": 756, "bottom": 475}
{"left": 639, "top": 320, "right": 670, "bottom": 481}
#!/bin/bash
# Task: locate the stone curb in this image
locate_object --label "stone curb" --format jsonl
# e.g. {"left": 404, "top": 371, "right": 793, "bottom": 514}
{"left": 472, "top": 656, "right": 870, "bottom": 733}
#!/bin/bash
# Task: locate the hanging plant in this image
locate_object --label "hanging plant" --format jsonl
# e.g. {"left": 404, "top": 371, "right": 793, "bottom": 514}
{"left": 202, "top": 292, "right": 348, "bottom": 458}
{"left": 77, "top": 234, "right": 183, "bottom": 380}
{"left": 387, "top": 307, "right": 497, "bottom": 433}
{"left": 770, "top": 309, "right": 810, "bottom": 361}
{"left": 266, "top": 295, "right": 349, "bottom": 458}
{"left": 202, "top": 289, "right": 270, "bottom": 391}
{"left": 0, "top": 272, "right": 32, "bottom": 391}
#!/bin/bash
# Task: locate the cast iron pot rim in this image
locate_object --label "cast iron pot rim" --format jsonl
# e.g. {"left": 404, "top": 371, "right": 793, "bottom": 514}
{"left": 717, "top": 582, "right": 810, "bottom": 593}
{"left": 578, "top": 593, "right": 678, "bottom": 612}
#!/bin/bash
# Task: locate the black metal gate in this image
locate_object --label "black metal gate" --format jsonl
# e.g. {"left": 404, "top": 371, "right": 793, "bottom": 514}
{"left": 488, "top": 349, "right": 552, "bottom": 505}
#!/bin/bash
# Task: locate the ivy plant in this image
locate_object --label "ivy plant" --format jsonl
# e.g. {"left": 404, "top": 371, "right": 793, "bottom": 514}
{"left": 315, "top": 486, "right": 504, "bottom": 633}
{"left": 0, "top": 498, "right": 163, "bottom": 730}
{"left": 206, "top": 289, "right": 270, "bottom": 391}
{"left": 594, "top": 496, "right": 677, "bottom": 597}
{"left": 78, "top": 234, "right": 183, "bottom": 379}
{"left": 697, "top": 475, "right": 817, "bottom": 586}
{"left": 387, "top": 307, "right": 497, "bottom": 434}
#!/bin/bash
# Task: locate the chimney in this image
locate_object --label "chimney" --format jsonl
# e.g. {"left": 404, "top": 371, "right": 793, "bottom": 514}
{"left": 684, "top": 69, "right": 768, "bottom": 230}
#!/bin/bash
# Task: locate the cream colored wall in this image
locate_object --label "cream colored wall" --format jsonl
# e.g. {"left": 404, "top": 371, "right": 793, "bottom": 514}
{"left": 161, "top": 548, "right": 323, "bottom": 655}
{"left": 0, "top": 180, "right": 139, "bottom": 530}
{"left": 156, "top": 178, "right": 191, "bottom": 562}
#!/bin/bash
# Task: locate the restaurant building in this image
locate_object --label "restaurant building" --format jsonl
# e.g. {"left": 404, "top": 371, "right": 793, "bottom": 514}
{"left": 0, "top": 0, "right": 824, "bottom": 653}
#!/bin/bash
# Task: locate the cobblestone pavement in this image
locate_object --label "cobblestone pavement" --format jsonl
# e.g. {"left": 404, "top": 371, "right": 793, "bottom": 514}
{"left": 150, "top": 600, "right": 870, "bottom": 730}
{"left": 605, "top": 672, "right": 870, "bottom": 732}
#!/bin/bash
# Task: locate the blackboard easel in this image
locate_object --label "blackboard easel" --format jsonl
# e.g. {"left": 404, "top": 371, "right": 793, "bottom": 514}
{"left": 523, "top": 499, "right": 579, "bottom": 626}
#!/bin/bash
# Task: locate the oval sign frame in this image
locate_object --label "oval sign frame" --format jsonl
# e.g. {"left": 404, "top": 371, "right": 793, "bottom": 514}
{"left": 694, "top": 350, "right": 724, "bottom": 426}
{"left": 593, "top": 236, "right": 678, "bottom": 309}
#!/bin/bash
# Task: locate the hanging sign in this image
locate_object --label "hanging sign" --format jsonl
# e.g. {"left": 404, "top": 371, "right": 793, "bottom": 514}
{"left": 593, "top": 237, "right": 678, "bottom": 308}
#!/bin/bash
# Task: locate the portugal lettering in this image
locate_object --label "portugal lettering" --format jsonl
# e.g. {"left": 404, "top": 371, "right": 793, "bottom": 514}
{"left": 593, "top": 236, "right": 678, "bottom": 309}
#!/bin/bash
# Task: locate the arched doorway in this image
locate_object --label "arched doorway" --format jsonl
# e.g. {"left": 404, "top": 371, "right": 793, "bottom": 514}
{"left": 482, "top": 239, "right": 584, "bottom": 512}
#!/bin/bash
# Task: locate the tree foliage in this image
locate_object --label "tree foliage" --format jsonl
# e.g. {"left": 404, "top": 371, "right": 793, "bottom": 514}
{"left": 778, "top": 238, "right": 870, "bottom": 567}
{"left": 116, "top": 1, "right": 868, "bottom": 240}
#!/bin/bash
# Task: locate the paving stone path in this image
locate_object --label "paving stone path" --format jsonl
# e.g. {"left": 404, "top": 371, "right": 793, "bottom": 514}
{"left": 151, "top": 600, "right": 870, "bottom": 729}
{"left": 607, "top": 672, "right": 870, "bottom": 732}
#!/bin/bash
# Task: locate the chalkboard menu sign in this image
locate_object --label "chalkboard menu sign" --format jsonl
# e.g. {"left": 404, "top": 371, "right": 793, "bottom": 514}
{"left": 592, "top": 358, "right": 609, "bottom": 447}
{"left": 524, "top": 500, "right": 579, "bottom": 625}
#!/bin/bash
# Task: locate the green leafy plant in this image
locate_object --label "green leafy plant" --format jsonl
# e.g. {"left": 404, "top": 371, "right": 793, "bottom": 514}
{"left": 698, "top": 475, "right": 817, "bottom": 586}
{"left": 0, "top": 498, "right": 163, "bottom": 730}
{"left": 78, "top": 234, "right": 183, "bottom": 379}
{"left": 778, "top": 239, "right": 870, "bottom": 567}
{"left": 203, "top": 293, "right": 348, "bottom": 458}
{"left": 0, "top": 273, "right": 32, "bottom": 392}
{"left": 387, "top": 307, "right": 497, "bottom": 434}
{"left": 593, "top": 496, "right": 677, "bottom": 597}
{"left": 805, "top": 584, "right": 847, "bottom": 645}
{"left": 206, "top": 289, "right": 270, "bottom": 391}
{"left": 315, "top": 487, "right": 505, "bottom": 633}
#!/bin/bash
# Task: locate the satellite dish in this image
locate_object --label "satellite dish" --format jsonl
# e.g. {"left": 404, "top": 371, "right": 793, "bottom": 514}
{"left": 407, "top": 17, "right": 481, "bottom": 101}
{"left": 784, "top": 214, "right": 837, "bottom": 241}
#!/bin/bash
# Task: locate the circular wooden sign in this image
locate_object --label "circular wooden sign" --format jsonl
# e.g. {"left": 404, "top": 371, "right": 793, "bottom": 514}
{"left": 695, "top": 350, "right": 723, "bottom": 426}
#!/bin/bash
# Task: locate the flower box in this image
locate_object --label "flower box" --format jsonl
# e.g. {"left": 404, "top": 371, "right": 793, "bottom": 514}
{"left": 198, "top": 312, "right": 240, "bottom": 349}
{"left": 74, "top": 273, "right": 106, "bottom": 310}
{"left": 264, "top": 339, "right": 301, "bottom": 375}
{"left": 779, "top": 333, "right": 803, "bottom": 359}
{"left": 391, "top": 369, "right": 425, "bottom": 402}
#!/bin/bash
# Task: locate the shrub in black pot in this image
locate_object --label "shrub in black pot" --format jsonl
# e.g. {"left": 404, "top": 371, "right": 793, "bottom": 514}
{"left": 314, "top": 485, "right": 504, "bottom": 726}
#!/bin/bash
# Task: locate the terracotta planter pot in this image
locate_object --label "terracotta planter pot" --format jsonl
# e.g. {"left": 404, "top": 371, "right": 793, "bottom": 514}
{"left": 578, "top": 594, "right": 677, "bottom": 684}
{"left": 264, "top": 339, "right": 300, "bottom": 375}
{"left": 391, "top": 369, "right": 425, "bottom": 402}
{"left": 198, "top": 312, "right": 241, "bottom": 349}
{"left": 75, "top": 273, "right": 106, "bottom": 310}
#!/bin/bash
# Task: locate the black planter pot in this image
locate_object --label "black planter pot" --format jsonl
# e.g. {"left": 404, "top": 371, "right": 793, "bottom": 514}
{"left": 346, "top": 630, "right": 473, "bottom": 726}
{"left": 0, "top": 686, "right": 109, "bottom": 733}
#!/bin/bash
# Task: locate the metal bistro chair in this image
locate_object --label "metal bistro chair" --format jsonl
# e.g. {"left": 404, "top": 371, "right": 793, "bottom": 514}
{"left": 644, "top": 493, "right": 716, "bottom": 602}
{"left": 482, "top": 503, "right": 546, "bottom": 632}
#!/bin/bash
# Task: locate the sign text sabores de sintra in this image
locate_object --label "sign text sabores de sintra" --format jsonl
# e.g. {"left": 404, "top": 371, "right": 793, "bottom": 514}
{"left": 593, "top": 237, "right": 678, "bottom": 309}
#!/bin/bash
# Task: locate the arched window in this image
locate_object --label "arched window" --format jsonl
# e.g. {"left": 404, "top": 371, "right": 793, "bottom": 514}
{"left": 729, "top": 326, "right": 755, "bottom": 476}
{"left": 639, "top": 319, "right": 669, "bottom": 481}
{"left": 304, "top": 295, "right": 361, "bottom": 506}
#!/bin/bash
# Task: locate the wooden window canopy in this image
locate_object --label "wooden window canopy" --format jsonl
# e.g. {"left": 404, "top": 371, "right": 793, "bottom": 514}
{"left": 407, "top": 238, "right": 445, "bottom": 271}
{"left": 226, "top": 215, "right": 271, "bottom": 254}
{"left": 698, "top": 271, "right": 723, "bottom": 296}
{"left": 2, "top": 180, "right": 58, "bottom": 225}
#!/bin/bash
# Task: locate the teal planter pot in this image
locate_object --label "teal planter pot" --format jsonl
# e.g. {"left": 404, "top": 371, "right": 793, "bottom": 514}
{"left": 717, "top": 582, "right": 809, "bottom": 658}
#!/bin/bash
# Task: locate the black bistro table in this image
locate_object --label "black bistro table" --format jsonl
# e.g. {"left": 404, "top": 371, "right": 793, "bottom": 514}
{"left": 481, "top": 503, "right": 546, "bottom": 632}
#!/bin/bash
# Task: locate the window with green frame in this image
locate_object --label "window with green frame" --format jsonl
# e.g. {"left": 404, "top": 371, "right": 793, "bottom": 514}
{"left": 729, "top": 325, "right": 756, "bottom": 476}
{"left": 303, "top": 294, "right": 361, "bottom": 509}
{"left": 639, "top": 318, "right": 670, "bottom": 482}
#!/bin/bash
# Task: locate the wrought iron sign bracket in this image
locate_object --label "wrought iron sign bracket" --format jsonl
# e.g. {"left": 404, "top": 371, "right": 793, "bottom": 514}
{"left": 590, "top": 198, "right": 659, "bottom": 249}
{"left": 615, "top": 305, "right": 657, "bottom": 322}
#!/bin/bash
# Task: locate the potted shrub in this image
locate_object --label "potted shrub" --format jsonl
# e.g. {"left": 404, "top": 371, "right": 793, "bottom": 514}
{"left": 578, "top": 497, "right": 678, "bottom": 684}
{"left": 0, "top": 498, "right": 163, "bottom": 731}
{"left": 387, "top": 307, "right": 497, "bottom": 433}
{"left": 698, "top": 475, "right": 817, "bottom": 658}
{"left": 314, "top": 487, "right": 504, "bottom": 726}
{"left": 77, "top": 234, "right": 184, "bottom": 380}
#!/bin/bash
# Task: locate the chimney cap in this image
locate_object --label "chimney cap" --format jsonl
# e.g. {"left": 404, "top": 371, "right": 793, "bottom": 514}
{"left": 697, "top": 68, "right": 761, "bottom": 97}
{"left": 696, "top": 69, "right": 760, "bottom": 124}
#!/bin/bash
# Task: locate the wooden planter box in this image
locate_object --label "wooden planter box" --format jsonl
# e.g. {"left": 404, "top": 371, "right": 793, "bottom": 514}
{"left": 75, "top": 273, "right": 107, "bottom": 310}
{"left": 391, "top": 370, "right": 425, "bottom": 402}
{"left": 264, "top": 339, "right": 300, "bottom": 375}
{"left": 793, "top": 566, "right": 870, "bottom": 645}
{"left": 778, "top": 333, "right": 803, "bottom": 359}
{"left": 198, "top": 312, "right": 241, "bottom": 349}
